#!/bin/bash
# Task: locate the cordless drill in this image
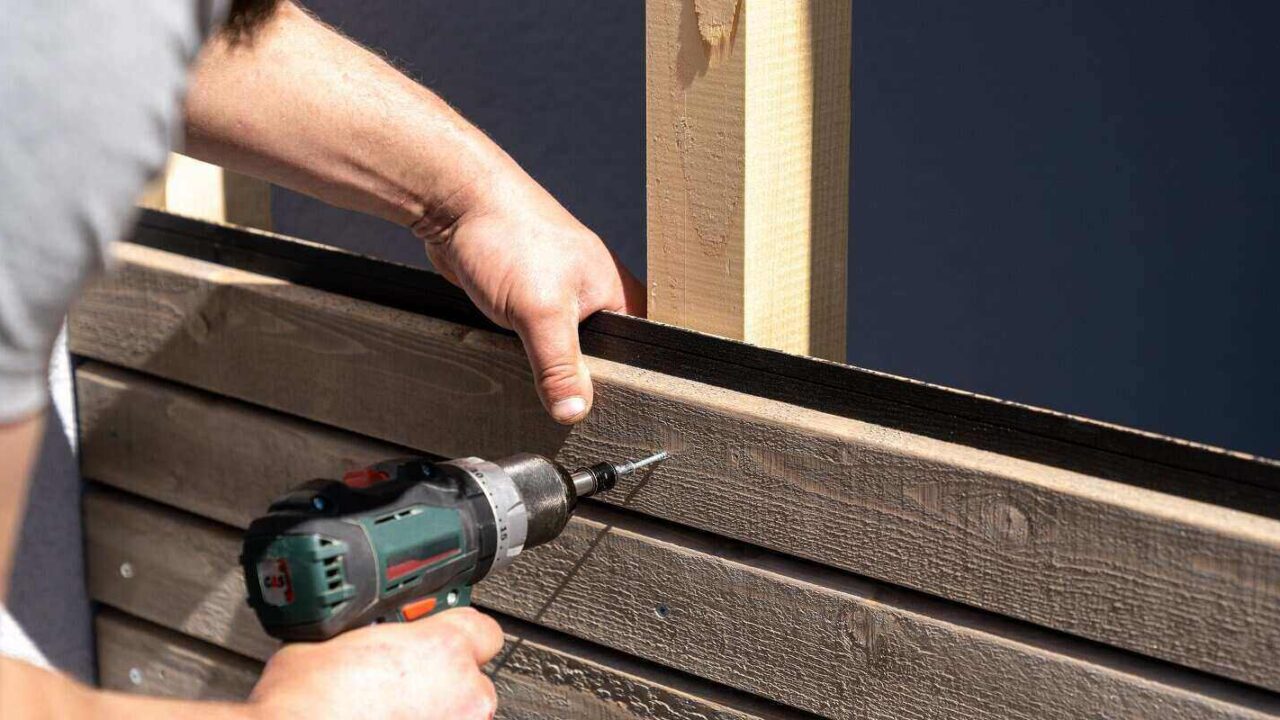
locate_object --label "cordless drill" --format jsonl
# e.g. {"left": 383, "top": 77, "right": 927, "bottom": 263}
{"left": 241, "top": 451, "right": 666, "bottom": 642}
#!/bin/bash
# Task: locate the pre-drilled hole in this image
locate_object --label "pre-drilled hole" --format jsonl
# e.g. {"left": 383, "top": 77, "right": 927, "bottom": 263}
{"left": 654, "top": 603, "right": 671, "bottom": 619}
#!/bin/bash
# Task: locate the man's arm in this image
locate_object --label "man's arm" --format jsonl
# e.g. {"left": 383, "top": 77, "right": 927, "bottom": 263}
{"left": 1, "top": 605, "right": 503, "bottom": 720}
{"left": 6, "top": 4, "right": 529, "bottom": 719}
{"left": 184, "top": 1, "right": 644, "bottom": 424}
{"left": 0, "top": 417, "right": 42, "bottom": 600}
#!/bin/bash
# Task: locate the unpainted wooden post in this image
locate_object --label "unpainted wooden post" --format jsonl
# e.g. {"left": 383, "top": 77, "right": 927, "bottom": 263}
{"left": 138, "top": 152, "right": 272, "bottom": 231}
{"left": 646, "top": 0, "right": 851, "bottom": 361}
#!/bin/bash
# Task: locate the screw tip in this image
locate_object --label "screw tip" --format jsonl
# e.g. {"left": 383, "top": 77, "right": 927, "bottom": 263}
{"left": 626, "top": 450, "right": 669, "bottom": 473}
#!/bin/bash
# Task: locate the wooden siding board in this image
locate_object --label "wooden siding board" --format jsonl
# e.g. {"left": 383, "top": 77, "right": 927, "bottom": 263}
{"left": 82, "top": 434, "right": 1280, "bottom": 718}
{"left": 123, "top": 210, "right": 1280, "bottom": 498}
{"left": 70, "top": 245, "right": 1280, "bottom": 690}
{"left": 94, "top": 609, "right": 774, "bottom": 720}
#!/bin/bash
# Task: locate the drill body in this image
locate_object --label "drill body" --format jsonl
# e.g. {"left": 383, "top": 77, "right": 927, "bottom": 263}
{"left": 241, "top": 452, "right": 662, "bottom": 642}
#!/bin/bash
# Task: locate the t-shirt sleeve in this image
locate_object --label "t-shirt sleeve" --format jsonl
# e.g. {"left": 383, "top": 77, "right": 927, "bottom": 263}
{"left": 0, "top": 0, "right": 231, "bottom": 422}
{"left": 0, "top": 225, "right": 112, "bottom": 422}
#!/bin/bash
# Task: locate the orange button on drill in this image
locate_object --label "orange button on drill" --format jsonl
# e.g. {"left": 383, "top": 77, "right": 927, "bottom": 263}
{"left": 400, "top": 596, "right": 438, "bottom": 621}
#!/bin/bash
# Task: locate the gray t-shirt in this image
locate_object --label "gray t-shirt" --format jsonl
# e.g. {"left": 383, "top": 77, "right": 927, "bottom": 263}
{"left": 0, "top": 0, "right": 230, "bottom": 421}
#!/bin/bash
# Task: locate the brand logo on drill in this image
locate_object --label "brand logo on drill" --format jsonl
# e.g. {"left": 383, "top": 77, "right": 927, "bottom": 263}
{"left": 258, "top": 558, "right": 294, "bottom": 606}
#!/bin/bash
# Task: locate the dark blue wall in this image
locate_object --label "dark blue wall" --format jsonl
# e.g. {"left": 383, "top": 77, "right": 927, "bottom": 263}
{"left": 850, "top": 1, "right": 1279, "bottom": 456}
{"left": 274, "top": 2, "right": 646, "bottom": 273}
{"left": 276, "top": 0, "right": 1279, "bottom": 456}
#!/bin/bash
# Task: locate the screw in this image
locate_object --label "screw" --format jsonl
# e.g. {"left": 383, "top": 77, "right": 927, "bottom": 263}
{"left": 654, "top": 603, "right": 671, "bottom": 619}
{"left": 119, "top": 562, "right": 134, "bottom": 579}
{"left": 446, "top": 590, "right": 459, "bottom": 607}
{"left": 128, "top": 668, "right": 143, "bottom": 685}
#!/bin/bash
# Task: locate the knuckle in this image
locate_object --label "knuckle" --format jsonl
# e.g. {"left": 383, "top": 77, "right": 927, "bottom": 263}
{"left": 431, "top": 624, "right": 469, "bottom": 654}
{"left": 269, "top": 644, "right": 299, "bottom": 662}
{"left": 268, "top": 642, "right": 310, "bottom": 666}
{"left": 475, "top": 612, "right": 503, "bottom": 639}
{"left": 467, "top": 675, "right": 499, "bottom": 719}
{"left": 537, "top": 360, "right": 580, "bottom": 387}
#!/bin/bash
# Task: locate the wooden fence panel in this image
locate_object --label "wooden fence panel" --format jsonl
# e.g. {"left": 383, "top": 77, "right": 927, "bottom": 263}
{"left": 83, "top": 425, "right": 1280, "bottom": 719}
{"left": 71, "top": 246, "right": 1280, "bottom": 690}
{"left": 95, "top": 609, "right": 774, "bottom": 720}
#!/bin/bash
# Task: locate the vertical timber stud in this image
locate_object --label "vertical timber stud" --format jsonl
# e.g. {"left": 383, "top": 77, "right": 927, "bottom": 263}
{"left": 138, "top": 153, "right": 272, "bottom": 231}
{"left": 646, "top": 0, "right": 851, "bottom": 361}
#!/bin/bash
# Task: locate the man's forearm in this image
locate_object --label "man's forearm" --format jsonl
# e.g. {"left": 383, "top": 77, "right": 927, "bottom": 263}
{"left": 183, "top": 0, "right": 643, "bottom": 425}
{"left": 0, "top": 658, "right": 249, "bottom": 720}
{"left": 0, "top": 415, "right": 43, "bottom": 599}
{"left": 184, "top": 1, "right": 510, "bottom": 233}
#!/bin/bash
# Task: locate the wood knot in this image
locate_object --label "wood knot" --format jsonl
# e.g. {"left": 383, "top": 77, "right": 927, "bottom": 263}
{"left": 835, "top": 605, "right": 894, "bottom": 669}
{"left": 693, "top": 0, "right": 740, "bottom": 56}
{"left": 977, "top": 496, "right": 1032, "bottom": 545}
{"left": 187, "top": 308, "right": 214, "bottom": 343}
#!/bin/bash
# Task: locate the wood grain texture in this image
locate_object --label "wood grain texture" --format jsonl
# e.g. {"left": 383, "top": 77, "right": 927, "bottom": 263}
{"left": 646, "top": 0, "right": 849, "bottom": 360}
{"left": 138, "top": 153, "right": 272, "bottom": 231}
{"left": 83, "top": 485, "right": 1279, "bottom": 719}
{"left": 125, "top": 208, "right": 1280, "bottom": 500}
{"left": 97, "top": 610, "right": 260, "bottom": 701}
{"left": 70, "top": 249, "right": 1280, "bottom": 690}
{"left": 87, "top": 513, "right": 778, "bottom": 720}
{"left": 71, "top": 243, "right": 566, "bottom": 461}
{"left": 77, "top": 362, "right": 410, "bottom": 529}
{"left": 95, "top": 610, "right": 772, "bottom": 720}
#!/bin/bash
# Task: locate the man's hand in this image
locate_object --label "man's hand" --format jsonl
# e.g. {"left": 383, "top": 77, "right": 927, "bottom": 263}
{"left": 418, "top": 171, "right": 645, "bottom": 425}
{"left": 249, "top": 608, "right": 505, "bottom": 720}
{"left": 5, "top": 607, "right": 504, "bottom": 720}
{"left": 185, "top": 2, "right": 644, "bottom": 425}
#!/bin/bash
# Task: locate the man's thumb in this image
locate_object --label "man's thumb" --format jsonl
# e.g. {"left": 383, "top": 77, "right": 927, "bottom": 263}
{"left": 513, "top": 308, "right": 593, "bottom": 425}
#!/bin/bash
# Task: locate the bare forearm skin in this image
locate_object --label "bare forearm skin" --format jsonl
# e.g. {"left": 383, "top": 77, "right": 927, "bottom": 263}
{"left": 184, "top": 1, "right": 512, "bottom": 234}
{"left": 0, "top": 415, "right": 43, "bottom": 600}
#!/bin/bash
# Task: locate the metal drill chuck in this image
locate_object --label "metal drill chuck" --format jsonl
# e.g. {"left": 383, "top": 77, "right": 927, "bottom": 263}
{"left": 444, "top": 450, "right": 668, "bottom": 582}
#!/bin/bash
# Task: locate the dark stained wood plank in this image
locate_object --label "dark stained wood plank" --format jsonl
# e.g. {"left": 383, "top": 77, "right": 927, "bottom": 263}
{"left": 96, "top": 610, "right": 260, "bottom": 701}
{"left": 123, "top": 209, "right": 1280, "bottom": 498}
{"left": 71, "top": 244, "right": 1280, "bottom": 692}
{"left": 83, "top": 481, "right": 1280, "bottom": 719}
{"left": 94, "top": 609, "right": 776, "bottom": 720}
{"left": 70, "top": 244, "right": 566, "bottom": 462}
{"left": 77, "top": 361, "right": 411, "bottom": 530}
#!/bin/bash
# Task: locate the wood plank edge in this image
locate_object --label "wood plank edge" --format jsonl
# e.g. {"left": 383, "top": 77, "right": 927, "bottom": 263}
{"left": 486, "top": 610, "right": 817, "bottom": 720}
{"left": 586, "top": 500, "right": 1280, "bottom": 711}
{"left": 96, "top": 608, "right": 260, "bottom": 700}
{"left": 121, "top": 211, "right": 1280, "bottom": 492}
{"left": 85, "top": 483, "right": 1280, "bottom": 715}
{"left": 94, "top": 593, "right": 810, "bottom": 720}
{"left": 73, "top": 359, "right": 1280, "bottom": 694}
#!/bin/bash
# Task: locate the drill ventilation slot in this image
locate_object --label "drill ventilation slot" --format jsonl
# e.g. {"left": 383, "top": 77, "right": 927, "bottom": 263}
{"left": 374, "top": 507, "right": 424, "bottom": 525}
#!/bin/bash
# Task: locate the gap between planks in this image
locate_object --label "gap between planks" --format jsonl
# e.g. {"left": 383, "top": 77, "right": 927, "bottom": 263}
{"left": 82, "top": 473, "right": 1280, "bottom": 718}
{"left": 94, "top": 607, "right": 798, "bottom": 720}
{"left": 68, "top": 247, "right": 1280, "bottom": 692}
{"left": 123, "top": 207, "right": 1280, "bottom": 500}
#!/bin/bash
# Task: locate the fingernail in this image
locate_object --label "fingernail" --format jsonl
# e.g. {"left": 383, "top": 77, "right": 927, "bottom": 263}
{"left": 551, "top": 396, "right": 587, "bottom": 423}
